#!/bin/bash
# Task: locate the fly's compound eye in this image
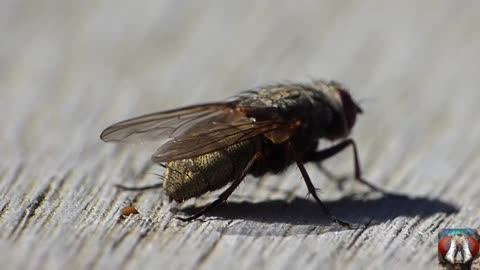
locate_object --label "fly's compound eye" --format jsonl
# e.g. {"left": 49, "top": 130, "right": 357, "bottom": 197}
{"left": 467, "top": 237, "right": 480, "bottom": 257}
{"left": 438, "top": 236, "right": 452, "bottom": 257}
{"left": 335, "top": 89, "right": 362, "bottom": 130}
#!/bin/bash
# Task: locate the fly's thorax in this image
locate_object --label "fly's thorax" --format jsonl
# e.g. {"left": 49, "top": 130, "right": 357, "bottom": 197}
{"left": 163, "top": 140, "right": 256, "bottom": 202}
{"left": 253, "top": 82, "right": 353, "bottom": 140}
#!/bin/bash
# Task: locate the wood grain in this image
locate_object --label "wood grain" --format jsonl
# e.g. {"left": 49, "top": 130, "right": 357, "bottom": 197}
{"left": 1, "top": 1, "right": 480, "bottom": 269}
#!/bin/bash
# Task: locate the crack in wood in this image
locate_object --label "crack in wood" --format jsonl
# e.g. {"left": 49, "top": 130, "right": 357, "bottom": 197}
{"left": 8, "top": 184, "right": 51, "bottom": 239}
{"left": 197, "top": 221, "right": 232, "bottom": 268}
{"left": 2, "top": 163, "right": 24, "bottom": 194}
{"left": 346, "top": 218, "right": 373, "bottom": 251}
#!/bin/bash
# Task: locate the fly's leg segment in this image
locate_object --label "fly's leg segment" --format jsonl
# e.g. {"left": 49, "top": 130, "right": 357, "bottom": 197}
{"left": 305, "top": 139, "right": 387, "bottom": 193}
{"left": 288, "top": 141, "right": 353, "bottom": 228}
{"left": 315, "top": 164, "right": 349, "bottom": 190}
{"left": 115, "top": 183, "right": 163, "bottom": 191}
{"left": 177, "top": 152, "right": 263, "bottom": 222}
{"left": 116, "top": 168, "right": 165, "bottom": 191}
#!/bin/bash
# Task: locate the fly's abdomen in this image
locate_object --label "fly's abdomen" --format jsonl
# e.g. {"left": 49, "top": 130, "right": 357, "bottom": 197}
{"left": 163, "top": 140, "right": 256, "bottom": 202}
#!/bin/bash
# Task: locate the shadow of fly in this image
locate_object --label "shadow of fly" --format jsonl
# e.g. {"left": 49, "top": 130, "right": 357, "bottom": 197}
{"left": 100, "top": 80, "right": 383, "bottom": 228}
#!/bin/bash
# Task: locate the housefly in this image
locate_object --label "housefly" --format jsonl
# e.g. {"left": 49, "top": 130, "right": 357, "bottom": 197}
{"left": 438, "top": 228, "right": 480, "bottom": 269}
{"left": 100, "top": 80, "right": 381, "bottom": 228}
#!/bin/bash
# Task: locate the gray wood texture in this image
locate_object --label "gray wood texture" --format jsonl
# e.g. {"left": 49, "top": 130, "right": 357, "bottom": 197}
{"left": 1, "top": 1, "right": 480, "bottom": 269}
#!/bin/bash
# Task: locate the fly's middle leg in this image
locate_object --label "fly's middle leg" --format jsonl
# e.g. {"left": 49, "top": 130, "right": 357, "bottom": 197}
{"left": 177, "top": 152, "right": 263, "bottom": 222}
{"left": 315, "top": 163, "right": 349, "bottom": 190}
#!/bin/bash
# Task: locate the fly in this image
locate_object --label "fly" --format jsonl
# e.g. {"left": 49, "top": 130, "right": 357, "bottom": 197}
{"left": 100, "top": 80, "right": 383, "bottom": 228}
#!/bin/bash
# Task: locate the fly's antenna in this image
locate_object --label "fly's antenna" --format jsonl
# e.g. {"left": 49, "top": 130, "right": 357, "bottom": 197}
{"left": 355, "top": 96, "right": 381, "bottom": 113}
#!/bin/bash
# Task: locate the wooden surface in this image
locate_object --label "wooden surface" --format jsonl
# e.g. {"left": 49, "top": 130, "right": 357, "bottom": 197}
{"left": 1, "top": 1, "right": 480, "bottom": 269}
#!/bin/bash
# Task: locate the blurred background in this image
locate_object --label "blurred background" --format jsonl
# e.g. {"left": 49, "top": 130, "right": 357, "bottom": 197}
{"left": 1, "top": 1, "right": 480, "bottom": 269}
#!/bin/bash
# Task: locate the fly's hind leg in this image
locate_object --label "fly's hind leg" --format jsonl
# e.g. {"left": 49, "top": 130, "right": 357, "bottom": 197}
{"left": 305, "top": 139, "right": 387, "bottom": 194}
{"left": 115, "top": 182, "right": 163, "bottom": 191}
{"left": 177, "top": 152, "right": 263, "bottom": 222}
{"left": 116, "top": 172, "right": 164, "bottom": 191}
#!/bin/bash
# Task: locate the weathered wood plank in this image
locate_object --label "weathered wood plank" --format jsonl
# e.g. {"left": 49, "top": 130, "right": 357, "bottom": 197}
{"left": 1, "top": 1, "right": 480, "bottom": 269}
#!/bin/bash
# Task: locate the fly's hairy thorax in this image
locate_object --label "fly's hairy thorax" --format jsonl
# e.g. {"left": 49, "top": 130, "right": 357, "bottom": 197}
{"left": 163, "top": 139, "right": 256, "bottom": 202}
{"left": 239, "top": 85, "right": 344, "bottom": 140}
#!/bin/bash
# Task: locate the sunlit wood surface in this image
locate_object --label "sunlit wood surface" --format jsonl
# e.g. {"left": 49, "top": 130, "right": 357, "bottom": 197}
{"left": 1, "top": 1, "right": 480, "bottom": 269}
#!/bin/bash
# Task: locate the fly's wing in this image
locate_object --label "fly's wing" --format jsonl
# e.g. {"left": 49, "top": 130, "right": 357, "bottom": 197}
{"left": 100, "top": 103, "right": 236, "bottom": 143}
{"left": 100, "top": 101, "right": 292, "bottom": 162}
{"left": 152, "top": 118, "right": 290, "bottom": 162}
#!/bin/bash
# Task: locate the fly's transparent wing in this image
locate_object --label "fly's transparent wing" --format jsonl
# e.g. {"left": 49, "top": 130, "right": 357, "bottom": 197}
{"left": 100, "top": 103, "right": 236, "bottom": 143}
{"left": 152, "top": 119, "right": 290, "bottom": 162}
{"left": 101, "top": 98, "right": 292, "bottom": 162}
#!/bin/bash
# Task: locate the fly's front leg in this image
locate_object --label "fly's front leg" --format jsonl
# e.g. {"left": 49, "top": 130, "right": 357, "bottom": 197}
{"left": 305, "top": 139, "right": 387, "bottom": 193}
{"left": 177, "top": 152, "right": 263, "bottom": 222}
{"left": 288, "top": 141, "right": 353, "bottom": 229}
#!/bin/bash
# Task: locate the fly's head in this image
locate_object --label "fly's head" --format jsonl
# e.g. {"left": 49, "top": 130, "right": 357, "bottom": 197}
{"left": 313, "top": 80, "right": 363, "bottom": 138}
{"left": 438, "top": 229, "right": 480, "bottom": 267}
{"left": 335, "top": 86, "right": 363, "bottom": 131}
